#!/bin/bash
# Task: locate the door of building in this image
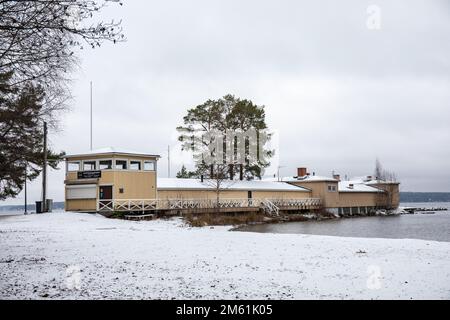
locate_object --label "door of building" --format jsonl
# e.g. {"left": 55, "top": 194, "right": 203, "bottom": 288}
{"left": 99, "top": 186, "right": 113, "bottom": 210}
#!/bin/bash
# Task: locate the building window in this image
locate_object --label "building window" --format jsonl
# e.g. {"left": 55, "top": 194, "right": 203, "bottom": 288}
{"left": 83, "top": 160, "right": 96, "bottom": 171}
{"left": 130, "top": 160, "right": 141, "bottom": 171}
{"left": 99, "top": 160, "right": 112, "bottom": 170}
{"left": 327, "top": 185, "right": 337, "bottom": 192}
{"left": 67, "top": 161, "right": 80, "bottom": 172}
{"left": 143, "top": 160, "right": 155, "bottom": 171}
{"left": 115, "top": 160, "right": 128, "bottom": 170}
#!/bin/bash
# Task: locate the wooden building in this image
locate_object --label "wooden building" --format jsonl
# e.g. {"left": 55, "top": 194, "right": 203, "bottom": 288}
{"left": 283, "top": 167, "right": 400, "bottom": 214}
{"left": 158, "top": 178, "right": 312, "bottom": 201}
{"left": 64, "top": 152, "right": 399, "bottom": 216}
{"left": 64, "top": 148, "right": 160, "bottom": 212}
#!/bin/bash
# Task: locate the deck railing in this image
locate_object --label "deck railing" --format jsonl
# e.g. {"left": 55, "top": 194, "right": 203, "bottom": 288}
{"left": 270, "top": 198, "right": 322, "bottom": 209}
{"left": 97, "top": 198, "right": 322, "bottom": 214}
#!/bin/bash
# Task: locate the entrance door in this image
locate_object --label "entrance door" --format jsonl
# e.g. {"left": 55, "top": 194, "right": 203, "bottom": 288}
{"left": 99, "top": 186, "right": 113, "bottom": 211}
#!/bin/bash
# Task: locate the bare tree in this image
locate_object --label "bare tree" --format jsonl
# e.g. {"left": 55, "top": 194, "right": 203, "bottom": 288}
{"left": 374, "top": 158, "right": 398, "bottom": 182}
{"left": 201, "top": 164, "right": 236, "bottom": 208}
{"left": 374, "top": 158, "right": 383, "bottom": 181}
{"left": 0, "top": 1, "right": 124, "bottom": 200}
{"left": 0, "top": 0, "right": 125, "bottom": 125}
{"left": 373, "top": 158, "right": 399, "bottom": 209}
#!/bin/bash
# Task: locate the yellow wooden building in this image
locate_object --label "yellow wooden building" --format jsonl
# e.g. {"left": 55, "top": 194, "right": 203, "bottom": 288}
{"left": 64, "top": 148, "right": 160, "bottom": 212}
{"left": 157, "top": 178, "right": 312, "bottom": 201}
{"left": 283, "top": 167, "right": 400, "bottom": 214}
{"left": 63, "top": 150, "right": 399, "bottom": 215}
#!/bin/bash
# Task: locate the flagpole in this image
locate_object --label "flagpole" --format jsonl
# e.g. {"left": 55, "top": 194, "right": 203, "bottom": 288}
{"left": 90, "top": 81, "right": 93, "bottom": 151}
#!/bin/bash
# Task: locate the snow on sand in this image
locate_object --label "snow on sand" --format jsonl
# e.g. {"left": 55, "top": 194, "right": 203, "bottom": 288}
{"left": 1, "top": 212, "right": 449, "bottom": 299}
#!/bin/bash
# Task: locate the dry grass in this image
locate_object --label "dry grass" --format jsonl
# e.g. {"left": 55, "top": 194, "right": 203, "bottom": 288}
{"left": 184, "top": 212, "right": 267, "bottom": 227}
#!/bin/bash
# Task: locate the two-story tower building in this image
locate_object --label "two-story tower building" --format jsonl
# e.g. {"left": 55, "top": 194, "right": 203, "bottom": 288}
{"left": 64, "top": 147, "right": 160, "bottom": 212}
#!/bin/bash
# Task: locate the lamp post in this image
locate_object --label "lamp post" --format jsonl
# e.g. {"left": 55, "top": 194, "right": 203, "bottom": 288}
{"left": 41, "top": 121, "right": 47, "bottom": 213}
{"left": 24, "top": 162, "right": 28, "bottom": 215}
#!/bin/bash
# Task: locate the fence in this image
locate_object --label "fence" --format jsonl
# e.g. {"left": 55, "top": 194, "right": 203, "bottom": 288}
{"left": 97, "top": 198, "right": 322, "bottom": 216}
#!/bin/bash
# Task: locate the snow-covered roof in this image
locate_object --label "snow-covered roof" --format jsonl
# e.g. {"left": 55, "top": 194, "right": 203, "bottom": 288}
{"left": 365, "top": 180, "right": 400, "bottom": 185}
{"left": 158, "top": 178, "right": 311, "bottom": 192}
{"left": 338, "top": 181, "right": 384, "bottom": 193}
{"left": 281, "top": 175, "right": 338, "bottom": 183}
{"left": 65, "top": 147, "right": 160, "bottom": 158}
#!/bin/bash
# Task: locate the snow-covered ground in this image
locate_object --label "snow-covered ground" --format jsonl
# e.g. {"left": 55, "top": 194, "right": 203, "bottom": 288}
{"left": 1, "top": 212, "right": 449, "bottom": 300}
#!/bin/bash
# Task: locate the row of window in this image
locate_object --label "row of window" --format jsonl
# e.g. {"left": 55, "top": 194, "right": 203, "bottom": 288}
{"left": 67, "top": 159, "right": 156, "bottom": 172}
{"left": 327, "top": 185, "right": 337, "bottom": 192}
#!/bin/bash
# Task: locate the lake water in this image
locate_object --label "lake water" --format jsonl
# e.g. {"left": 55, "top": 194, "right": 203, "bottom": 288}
{"left": 238, "top": 202, "right": 450, "bottom": 242}
{"left": 0, "top": 209, "right": 64, "bottom": 219}
{"left": 0, "top": 211, "right": 25, "bottom": 218}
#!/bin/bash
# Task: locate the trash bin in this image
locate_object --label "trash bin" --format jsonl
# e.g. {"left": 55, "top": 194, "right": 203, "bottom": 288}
{"left": 46, "top": 199, "right": 53, "bottom": 213}
{"left": 35, "top": 201, "right": 43, "bottom": 214}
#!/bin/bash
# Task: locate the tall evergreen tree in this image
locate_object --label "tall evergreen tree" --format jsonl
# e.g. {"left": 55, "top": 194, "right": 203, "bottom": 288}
{"left": 0, "top": 72, "right": 64, "bottom": 200}
{"left": 177, "top": 95, "right": 273, "bottom": 180}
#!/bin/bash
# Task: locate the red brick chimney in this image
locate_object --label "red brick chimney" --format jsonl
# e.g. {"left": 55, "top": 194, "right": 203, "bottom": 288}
{"left": 297, "top": 167, "right": 307, "bottom": 177}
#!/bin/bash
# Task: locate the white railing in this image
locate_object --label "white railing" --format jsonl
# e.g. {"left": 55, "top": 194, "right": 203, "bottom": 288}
{"left": 270, "top": 198, "right": 322, "bottom": 209}
{"left": 97, "top": 198, "right": 322, "bottom": 213}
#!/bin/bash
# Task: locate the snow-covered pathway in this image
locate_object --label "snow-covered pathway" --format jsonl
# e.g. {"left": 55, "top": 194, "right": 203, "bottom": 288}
{"left": 1, "top": 212, "right": 449, "bottom": 299}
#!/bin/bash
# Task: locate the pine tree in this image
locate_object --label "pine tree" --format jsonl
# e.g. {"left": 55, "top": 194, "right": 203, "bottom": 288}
{"left": 0, "top": 72, "right": 64, "bottom": 200}
{"left": 176, "top": 165, "right": 198, "bottom": 179}
{"left": 177, "top": 95, "right": 273, "bottom": 180}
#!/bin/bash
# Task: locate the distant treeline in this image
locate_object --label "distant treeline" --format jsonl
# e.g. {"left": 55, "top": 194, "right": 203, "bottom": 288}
{"left": 400, "top": 192, "right": 450, "bottom": 203}
{"left": 0, "top": 202, "right": 65, "bottom": 212}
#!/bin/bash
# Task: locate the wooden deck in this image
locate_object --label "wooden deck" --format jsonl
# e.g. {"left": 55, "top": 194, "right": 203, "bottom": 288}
{"left": 97, "top": 198, "right": 322, "bottom": 216}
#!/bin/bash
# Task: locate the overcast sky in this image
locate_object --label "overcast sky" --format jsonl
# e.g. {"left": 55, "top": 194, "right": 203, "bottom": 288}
{"left": 3, "top": 0, "right": 450, "bottom": 205}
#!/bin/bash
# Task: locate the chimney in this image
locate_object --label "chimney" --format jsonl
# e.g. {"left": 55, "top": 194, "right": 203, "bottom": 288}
{"left": 297, "top": 167, "right": 307, "bottom": 177}
{"left": 333, "top": 174, "right": 341, "bottom": 181}
{"left": 200, "top": 175, "right": 204, "bottom": 183}
{"left": 348, "top": 183, "right": 354, "bottom": 189}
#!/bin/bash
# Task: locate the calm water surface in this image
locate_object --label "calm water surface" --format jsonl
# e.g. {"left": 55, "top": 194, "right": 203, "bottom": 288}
{"left": 238, "top": 202, "right": 450, "bottom": 242}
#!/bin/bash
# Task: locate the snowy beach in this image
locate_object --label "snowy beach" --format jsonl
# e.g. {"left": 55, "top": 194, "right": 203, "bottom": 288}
{"left": 1, "top": 212, "right": 449, "bottom": 300}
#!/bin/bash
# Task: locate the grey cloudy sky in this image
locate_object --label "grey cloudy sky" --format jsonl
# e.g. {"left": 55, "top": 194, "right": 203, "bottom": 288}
{"left": 3, "top": 0, "right": 450, "bottom": 205}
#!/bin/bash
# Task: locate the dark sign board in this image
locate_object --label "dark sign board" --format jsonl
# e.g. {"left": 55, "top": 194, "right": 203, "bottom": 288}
{"left": 77, "top": 171, "right": 101, "bottom": 179}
